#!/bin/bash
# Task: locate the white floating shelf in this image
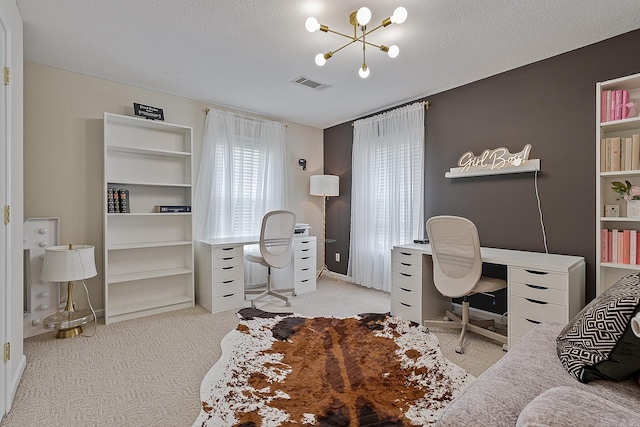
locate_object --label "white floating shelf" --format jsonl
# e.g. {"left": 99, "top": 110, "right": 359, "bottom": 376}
{"left": 445, "top": 159, "right": 540, "bottom": 178}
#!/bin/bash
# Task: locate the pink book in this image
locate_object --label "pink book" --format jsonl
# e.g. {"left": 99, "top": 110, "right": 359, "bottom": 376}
{"left": 612, "top": 230, "right": 618, "bottom": 263}
{"left": 609, "top": 230, "right": 615, "bottom": 262}
{"left": 623, "top": 230, "right": 630, "bottom": 264}
{"left": 602, "top": 229, "right": 609, "bottom": 262}
{"left": 637, "top": 232, "right": 640, "bottom": 264}
{"left": 618, "top": 231, "right": 624, "bottom": 263}
{"left": 615, "top": 90, "right": 623, "bottom": 120}
{"left": 631, "top": 230, "right": 637, "bottom": 265}
{"left": 601, "top": 91, "right": 608, "bottom": 122}
{"left": 622, "top": 90, "right": 630, "bottom": 119}
{"left": 610, "top": 90, "right": 616, "bottom": 121}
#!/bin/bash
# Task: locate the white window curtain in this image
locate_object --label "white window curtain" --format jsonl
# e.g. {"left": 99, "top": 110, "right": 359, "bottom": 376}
{"left": 348, "top": 102, "right": 425, "bottom": 292}
{"left": 195, "top": 108, "right": 288, "bottom": 240}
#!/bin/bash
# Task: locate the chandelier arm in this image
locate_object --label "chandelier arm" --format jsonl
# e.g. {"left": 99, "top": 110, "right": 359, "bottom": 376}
{"left": 362, "top": 23, "right": 385, "bottom": 37}
{"left": 364, "top": 40, "right": 383, "bottom": 49}
{"left": 331, "top": 38, "right": 359, "bottom": 55}
{"left": 325, "top": 28, "right": 358, "bottom": 41}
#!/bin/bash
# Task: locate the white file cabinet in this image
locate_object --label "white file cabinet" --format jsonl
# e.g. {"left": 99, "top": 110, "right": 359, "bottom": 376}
{"left": 390, "top": 248, "right": 449, "bottom": 324}
{"left": 273, "top": 236, "right": 317, "bottom": 294}
{"left": 195, "top": 241, "right": 245, "bottom": 313}
{"left": 508, "top": 266, "right": 584, "bottom": 347}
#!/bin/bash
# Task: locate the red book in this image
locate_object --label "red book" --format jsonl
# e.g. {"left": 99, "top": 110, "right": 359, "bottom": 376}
{"left": 623, "top": 230, "right": 631, "bottom": 264}
{"left": 602, "top": 229, "right": 609, "bottom": 262}
{"left": 615, "top": 90, "right": 623, "bottom": 120}
{"left": 622, "top": 90, "right": 630, "bottom": 119}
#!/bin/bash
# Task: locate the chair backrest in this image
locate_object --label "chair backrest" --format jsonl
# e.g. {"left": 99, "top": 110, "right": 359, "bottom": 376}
{"left": 259, "top": 210, "right": 297, "bottom": 269}
{"left": 426, "top": 215, "right": 483, "bottom": 298}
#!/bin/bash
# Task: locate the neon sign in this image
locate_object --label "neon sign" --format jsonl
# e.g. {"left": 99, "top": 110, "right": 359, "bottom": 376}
{"left": 446, "top": 144, "right": 540, "bottom": 178}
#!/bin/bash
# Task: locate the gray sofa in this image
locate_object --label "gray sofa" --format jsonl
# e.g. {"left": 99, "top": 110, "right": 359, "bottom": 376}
{"left": 437, "top": 323, "right": 640, "bottom": 426}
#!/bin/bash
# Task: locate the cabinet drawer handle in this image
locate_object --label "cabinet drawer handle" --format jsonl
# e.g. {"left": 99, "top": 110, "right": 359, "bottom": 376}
{"left": 400, "top": 273, "right": 412, "bottom": 277}
{"left": 525, "top": 284, "right": 548, "bottom": 290}
{"left": 301, "top": 240, "right": 310, "bottom": 244}
{"left": 400, "top": 302, "right": 411, "bottom": 307}
{"left": 400, "top": 287, "right": 411, "bottom": 292}
{"left": 222, "top": 257, "right": 233, "bottom": 261}
{"left": 525, "top": 270, "right": 548, "bottom": 275}
{"left": 222, "top": 266, "right": 235, "bottom": 270}
{"left": 222, "top": 247, "right": 234, "bottom": 251}
{"left": 222, "top": 280, "right": 234, "bottom": 284}
{"left": 301, "top": 257, "right": 310, "bottom": 260}
{"left": 525, "top": 318, "right": 541, "bottom": 324}
{"left": 301, "top": 249, "right": 310, "bottom": 252}
{"left": 401, "top": 262, "right": 411, "bottom": 266}
{"left": 525, "top": 298, "right": 547, "bottom": 305}
{"left": 301, "top": 279, "right": 309, "bottom": 283}
{"left": 401, "top": 252, "right": 412, "bottom": 256}
{"left": 301, "top": 268, "right": 309, "bottom": 271}
{"left": 222, "top": 293, "right": 234, "bottom": 298}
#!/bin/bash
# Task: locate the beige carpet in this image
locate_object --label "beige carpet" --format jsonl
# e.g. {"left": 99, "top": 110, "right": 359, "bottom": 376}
{"left": 0, "top": 277, "right": 505, "bottom": 427}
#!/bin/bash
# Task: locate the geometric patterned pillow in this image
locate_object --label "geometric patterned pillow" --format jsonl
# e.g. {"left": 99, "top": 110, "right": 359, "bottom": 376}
{"left": 556, "top": 273, "right": 640, "bottom": 383}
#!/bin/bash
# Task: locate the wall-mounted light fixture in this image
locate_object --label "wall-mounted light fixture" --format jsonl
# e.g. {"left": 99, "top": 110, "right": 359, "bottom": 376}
{"left": 306, "top": 6, "right": 407, "bottom": 79}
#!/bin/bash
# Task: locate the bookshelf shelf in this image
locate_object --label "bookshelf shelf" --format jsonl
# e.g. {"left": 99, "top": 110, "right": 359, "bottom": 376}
{"left": 596, "top": 72, "right": 640, "bottom": 295}
{"left": 103, "top": 112, "right": 194, "bottom": 324}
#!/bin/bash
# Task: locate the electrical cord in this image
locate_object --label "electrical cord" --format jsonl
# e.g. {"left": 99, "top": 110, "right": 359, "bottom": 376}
{"left": 81, "top": 280, "right": 97, "bottom": 337}
{"left": 534, "top": 170, "right": 549, "bottom": 254}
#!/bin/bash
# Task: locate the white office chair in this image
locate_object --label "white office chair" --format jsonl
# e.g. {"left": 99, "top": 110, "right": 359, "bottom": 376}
{"left": 424, "top": 215, "right": 508, "bottom": 354}
{"left": 244, "top": 210, "right": 297, "bottom": 307}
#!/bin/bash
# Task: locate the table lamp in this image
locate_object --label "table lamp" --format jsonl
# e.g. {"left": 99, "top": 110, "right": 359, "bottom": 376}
{"left": 632, "top": 312, "right": 640, "bottom": 338}
{"left": 40, "top": 244, "right": 97, "bottom": 338}
{"left": 310, "top": 174, "right": 339, "bottom": 280}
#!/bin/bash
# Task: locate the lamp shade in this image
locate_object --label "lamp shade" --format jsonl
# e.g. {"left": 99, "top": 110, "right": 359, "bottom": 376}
{"left": 40, "top": 245, "right": 97, "bottom": 282}
{"left": 310, "top": 175, "right": 339, "bottom": 196}
{"left": 632, "top": 312, "right": 640, "bottom": 338}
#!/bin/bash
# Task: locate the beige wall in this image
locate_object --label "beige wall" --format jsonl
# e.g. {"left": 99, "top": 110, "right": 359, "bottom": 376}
{"left": 24, "top": 61, "right": 324, "bottom": 311}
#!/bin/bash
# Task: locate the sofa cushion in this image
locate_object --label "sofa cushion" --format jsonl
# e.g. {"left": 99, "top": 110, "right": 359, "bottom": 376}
{"left": 556, "top": 273, "right": 640, "bottom": 383}
{"left": 516, "top": 386, "right": 640, "bottom": 427}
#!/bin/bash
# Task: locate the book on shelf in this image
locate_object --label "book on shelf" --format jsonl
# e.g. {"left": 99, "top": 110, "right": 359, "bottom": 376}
{"left": 601, "top": 228, "right": 609, "bottom": 262}
{"left": 605, "top": 138, "right": 612, "bottom": 172}
{"left": 617, "top": 230, "right": 624, "bottom": 264}
{"left": 601, "top": 90, "right": 609, "bottom": 122}
{"left": 107, "top": 188, "right": 115, "bottom": 213}
{"left": 609, "top": 230, "right": 614, "bottom": 263}
{"left": 625, "top": 137, "right": 633, "bottom": 171}
{"left": 602, "top": 228, "right": 640, "bottom": 265}
{"left": 612, "top": 229, "right": 618, "bottom": 263}
{"left": 623, "top": 230, "right": 631, "bottom": 264}
{"left": 611, "top": 137, "right": 621, "bottom": 171}
{"left": 615, "top": 90, "right": 623, "bottom": 120}
{"left": 154, "top": 205, "right": 191, "bottom": 213}
{"left": 622, "top": 90, "right": 630, "bottom": 119}
{"left": 631, "top": 230, "right": 637, "bottom": 265}
{"left": 118, "top": 189, "right": 130, "bottom": 213}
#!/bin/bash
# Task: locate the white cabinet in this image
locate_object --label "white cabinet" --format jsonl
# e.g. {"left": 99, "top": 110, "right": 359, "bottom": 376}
{"left": 103, "top": 113, "right": 194, "bottom": 324}
{"left": 596, "top": 72, "right": 640, "bottom": 295}
{"left": 508, "top": 266, "right": 584, "bottom": 347}
{"left": 273, "top": 236, "right": 317, "bottom": 295}
{"left": 390, "top": 248, "right": 449, "bottom": 324}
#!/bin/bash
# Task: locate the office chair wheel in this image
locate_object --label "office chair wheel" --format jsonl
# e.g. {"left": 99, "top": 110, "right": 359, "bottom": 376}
{"left": 455, "top": 346, "right": 465, "bottom": 354}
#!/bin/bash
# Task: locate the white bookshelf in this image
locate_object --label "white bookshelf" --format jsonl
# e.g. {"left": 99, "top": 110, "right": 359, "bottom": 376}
{"left": 596, "top": 72, "right": 640, "bottom": 295}
{"left": 103, "top": 112, "right": 194, "bottom": 324}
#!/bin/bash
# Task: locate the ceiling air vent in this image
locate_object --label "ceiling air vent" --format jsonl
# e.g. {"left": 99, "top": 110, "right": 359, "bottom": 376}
{"left": 291, "top": 75, "right": 331, "bottom": 91}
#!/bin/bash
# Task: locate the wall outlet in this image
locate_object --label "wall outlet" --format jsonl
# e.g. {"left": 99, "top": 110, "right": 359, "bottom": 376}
{"left": 335, "top": 253, "right": 340, "bottom": 262}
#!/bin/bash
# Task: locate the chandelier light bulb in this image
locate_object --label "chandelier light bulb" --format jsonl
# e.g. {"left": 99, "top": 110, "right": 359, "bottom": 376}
{"left": 305, "top": 16, "right": 320, "bottom": 32}
{"left": 356, "top": 7, "right": 372, "bottom": 26}
{"left": 387, "top": 45, "right": 400, "bottom": 58}
{"left": 315, "top": 53, "right": 327, "bottom": 66}
{"left": 359, "top": 65, "right": 370, "bottom": 79}
{"left": 391, "top": 7, "right": 408, "bottom": 24}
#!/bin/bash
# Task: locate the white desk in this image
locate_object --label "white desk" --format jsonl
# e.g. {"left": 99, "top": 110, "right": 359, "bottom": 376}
{"left": 195, "top": 235, "right": 317, "bottom": 313}
{"left": 391, "top": 243, "right": 586, "bottom": 349}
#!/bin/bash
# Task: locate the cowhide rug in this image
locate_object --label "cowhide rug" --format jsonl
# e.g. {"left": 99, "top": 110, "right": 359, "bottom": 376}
{"left": 193, "top": 308, "right": 474, "bottom": 427}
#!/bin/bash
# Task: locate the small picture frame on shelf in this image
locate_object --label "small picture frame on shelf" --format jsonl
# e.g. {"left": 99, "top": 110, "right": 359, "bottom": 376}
{"left": 605, "top": 204, "right": 620, "bottom": 217}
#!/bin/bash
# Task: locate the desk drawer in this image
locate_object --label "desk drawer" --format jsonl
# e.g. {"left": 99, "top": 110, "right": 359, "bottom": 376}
{"left": 510, "top": 295, "right": 566, "bottom": 323}
{"left": 213, "top": 246, "right": 243, "bottom": 259}
{"left": 295, "top": 255, "right": 316, "bottom": 270}
{"left": 294, "top": 264, "right": 316, "bottom": 281}
{"left": 510, "top": 315, "right": 543, "bottom": 338}
{"left": 510, "top": 281, "right": 566, "bottom": 304}
{"left": 212, "top": 292, "right": 243, "bottom": 313}
{"left": 392, "top": 271, "right": 422, "bottom": 292}
{"left": 213, "top": 265, "right": 243, "bottom": 282}
{"left": 509, "top": 267, "right": 566, "bottom": 291}
{"left": 295, "top": 239, "right": 315, "bottom": 251}
{"left": 392, "top": 261, "right": 422, "bottom": 277}
{"left": 295, "top": 277, "right": 316, "bottom": 294}
{"left": 392, "top": 250, "right": 421, "bottom": 265}
{"left": 213, "top": 256, "right": 243, "bottom": 269}
{"left": 391, "top": 298, "right": 421, "bottom": 325}
{"left": 213, "top": 277, "right": 244, "bottom": 297}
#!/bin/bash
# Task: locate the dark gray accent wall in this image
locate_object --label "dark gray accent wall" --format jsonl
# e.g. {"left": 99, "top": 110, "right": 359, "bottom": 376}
{"left": 323, "top": 29, "right": 640, "bottom": 304}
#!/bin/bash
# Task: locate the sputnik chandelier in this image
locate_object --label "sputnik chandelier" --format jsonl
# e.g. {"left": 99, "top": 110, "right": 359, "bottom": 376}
{"left": 305, "top": 6, "right": 407, "bottom": 79}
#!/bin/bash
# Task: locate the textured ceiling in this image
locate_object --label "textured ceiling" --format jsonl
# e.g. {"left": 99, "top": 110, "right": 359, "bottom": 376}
{"left": 15, "top": 0, "right": 640, "bottom": 129}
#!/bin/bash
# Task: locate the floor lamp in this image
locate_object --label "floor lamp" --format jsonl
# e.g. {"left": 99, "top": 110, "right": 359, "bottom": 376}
{"left": 40, "top": 244, "right": 97, "bottom": 338}
{"left": 310, "top": 174, "right": 339, "bottom": 280}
